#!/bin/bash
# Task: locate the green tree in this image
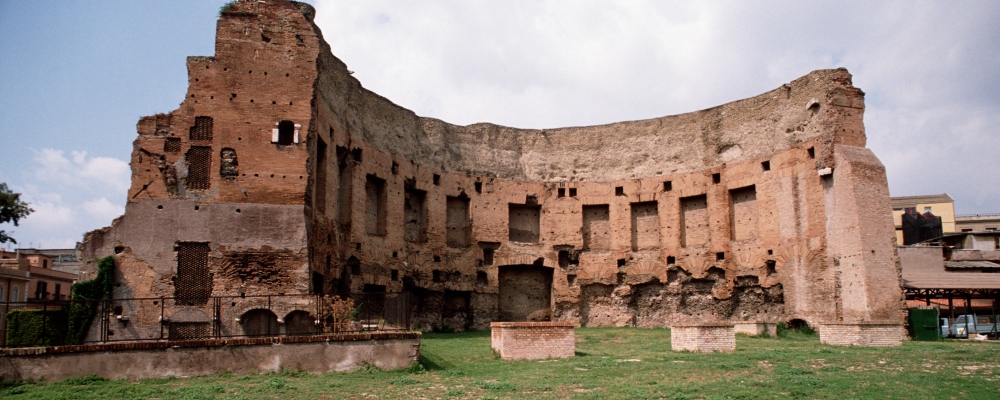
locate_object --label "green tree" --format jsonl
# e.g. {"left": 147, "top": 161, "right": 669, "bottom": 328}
{"left": 0, "top": 182, "right": 33, "bottom": 244}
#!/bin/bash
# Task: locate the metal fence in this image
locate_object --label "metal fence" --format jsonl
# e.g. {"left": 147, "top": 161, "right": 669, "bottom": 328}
{"left": 0, "top": 292, "right": 409, "bottom": 348}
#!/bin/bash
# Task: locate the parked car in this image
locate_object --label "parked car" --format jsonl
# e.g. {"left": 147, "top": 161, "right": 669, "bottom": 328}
{"left": 946, "top": 314, "right": 999, "bottom": 338}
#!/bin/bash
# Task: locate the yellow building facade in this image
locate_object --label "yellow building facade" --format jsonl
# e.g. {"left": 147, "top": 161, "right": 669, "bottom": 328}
{"left": 890, "top": 194, "right": 955, "bottom": 245}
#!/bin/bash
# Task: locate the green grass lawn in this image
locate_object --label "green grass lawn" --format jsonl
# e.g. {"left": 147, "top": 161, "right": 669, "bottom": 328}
{"left": 3, "top": 328, "right": 999, "bottom": 399}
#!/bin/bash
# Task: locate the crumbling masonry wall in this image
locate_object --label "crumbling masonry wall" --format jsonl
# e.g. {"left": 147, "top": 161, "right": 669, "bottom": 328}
{"left": 80, "top": 0, "right": 904, "bottom": 335}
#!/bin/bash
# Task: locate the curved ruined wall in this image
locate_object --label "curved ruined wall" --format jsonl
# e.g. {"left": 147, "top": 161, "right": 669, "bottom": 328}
{"left": 80, "top": 0, "right": 903, "bottom": 336}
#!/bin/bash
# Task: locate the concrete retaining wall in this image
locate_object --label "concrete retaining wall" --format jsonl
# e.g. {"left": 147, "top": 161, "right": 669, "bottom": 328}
{"left": 0, "top": 332, "right": 420, "bottom": 381}
{"left": 734, "top": 322, "right": 777, "bottom": 337}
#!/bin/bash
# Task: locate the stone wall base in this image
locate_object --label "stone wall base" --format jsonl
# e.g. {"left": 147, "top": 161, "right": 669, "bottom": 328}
{"left": 671, "top": 324, "right": 736, "bottom": 352}
{"left": 0, "top": 332, "right": 421, "bottom": 381}
{"left": 490, "top": 322, "right": 575, "bottom": 360}
{"left": 819, "top": 322, "right": 903, "bottom": 347}
{"left": 733, "top": 322, "right": 777, "bottom": 337}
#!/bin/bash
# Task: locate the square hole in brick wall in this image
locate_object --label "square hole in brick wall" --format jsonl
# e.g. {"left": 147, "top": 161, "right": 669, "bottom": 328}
{"left": 569, "top": 188, "right": 577, "bottom": 197}
{"left": 475, "top": 181, "right": 482, "bottom": 194}
{"left": 761, "top": 160, "right": 770, "bottom": 171}
{"left": 558, "top": 188, "right": 565, "bottom": 197}
{"left": 716, "top": 252, "right": 725, "bottom": 261}
{"left": 712, "top": 173, "right": 721, "bottom": 184}
{"left": 433, "top": 174, "right": 441, "bottom": 185}
{"left": 508, "top": 203, "right": 541, "bottom": 243}
{"left": 807, "top": 147, "right": 815, "bottom": 158}
{"left": 164, "top": 137, "right": 181, "bottom": 153}
{"left": 663, "top": 181, "right": 672, "bottom": 192}
{"left": 479, "top": 242, "right": 500, "bottom": 266}
{"left": 615, "top": 186, "right": 625, "bottom": 196}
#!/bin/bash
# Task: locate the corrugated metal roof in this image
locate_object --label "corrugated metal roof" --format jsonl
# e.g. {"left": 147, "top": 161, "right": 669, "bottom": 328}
{"left": 890, "top": 193, "right": 954, "bottom": 209}
{"left": 903, "top": 272, "right": 1000, "bottom": 290}
{"left": 945, "top": 260, "right": 1000, "bottom": 269}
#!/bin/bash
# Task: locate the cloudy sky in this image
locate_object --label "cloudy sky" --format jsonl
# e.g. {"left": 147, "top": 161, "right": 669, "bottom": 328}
{"left": 1, "top": 0, "right": 998, "bottom": 250}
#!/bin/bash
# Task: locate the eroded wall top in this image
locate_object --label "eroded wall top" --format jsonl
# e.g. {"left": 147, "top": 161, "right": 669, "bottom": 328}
{"left": 311, "top": 19, "right": 865, "bottom": 182}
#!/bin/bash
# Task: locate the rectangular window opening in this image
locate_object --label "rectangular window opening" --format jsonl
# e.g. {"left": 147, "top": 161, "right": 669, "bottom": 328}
{"left": 447, "top": 195, "right": 472, "bottom": 248}
{"left": 365, "top": 174, "right": 387, "bottom": 236}
{"left": 185, "top": 146, "right": 212, "bottom": 190}
{"left": 175, "top": 242, "right": 211, "bottom": 305}
{"left": 508, "top": 203, "right": 541, "bottom": 243}
{"left": 404, "top": 187, "right": 428, "bottom": 243}
{"left": 189, "top": 116, "right": 213, "bottom": 141}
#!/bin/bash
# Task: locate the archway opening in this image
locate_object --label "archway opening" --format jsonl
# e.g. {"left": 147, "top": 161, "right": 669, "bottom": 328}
{"left": 240, "top": 309, "right": 279, "bottom": 337}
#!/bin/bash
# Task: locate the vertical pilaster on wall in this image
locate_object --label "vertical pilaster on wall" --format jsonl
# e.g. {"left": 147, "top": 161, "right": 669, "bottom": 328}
{"left": 825, "top": 145, "right": 903, "bottom": 323}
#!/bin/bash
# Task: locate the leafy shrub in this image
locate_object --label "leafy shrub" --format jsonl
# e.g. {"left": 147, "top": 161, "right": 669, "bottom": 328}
{"left": 219, "top": 0, "right": 238, "bottom": 15}
{"left": 4, "top": 308, "right": 69, "bottom": 347}
{"left": 67, "top": 256, "right": 115, "bottom": 344}
{"left": 322, "top": 295, "right": 357, "bottom": 332}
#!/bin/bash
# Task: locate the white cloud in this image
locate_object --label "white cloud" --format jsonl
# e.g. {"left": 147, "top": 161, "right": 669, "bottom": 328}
{"left": 81, "top": 197, "right": 125, "bottom": 222}
{"left": 3, "top": 149, "right": 129, "bottom": 249}
{"left": 32, "top": 149, "right": 131, "bottom": 193}
{"left": 314, "top": 0, "right": 1000, "bottom": 213}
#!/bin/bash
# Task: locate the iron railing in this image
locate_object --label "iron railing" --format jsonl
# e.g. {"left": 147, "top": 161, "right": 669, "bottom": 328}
{"left": 0, "top": 292, "right": 409, "bottom": 348}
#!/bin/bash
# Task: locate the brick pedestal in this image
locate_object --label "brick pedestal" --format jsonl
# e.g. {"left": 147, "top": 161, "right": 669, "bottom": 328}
{"left": 490, "top": 322, "right": 575, "bottom": 360}
{"left": 670, "top": 323, "right": 736, "bottom": 352}
{"left": 819, "top": 322, "right": 903, "bottom": 347}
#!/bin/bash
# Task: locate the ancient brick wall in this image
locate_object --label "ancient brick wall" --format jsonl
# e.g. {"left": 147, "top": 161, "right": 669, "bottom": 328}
{"left": 80, "top": 0, "right": 904, "bottom": 335}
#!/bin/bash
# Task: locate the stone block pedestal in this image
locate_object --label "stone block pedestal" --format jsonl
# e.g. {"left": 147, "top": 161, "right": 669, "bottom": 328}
{"left": 819, "top": 322, "right": 903, "bottom": 347}
{"left": 670, "top": 323, "right": 736, "bottom": 352}
{"left": 490, "top": 321, "right": 575, "bottom": 360}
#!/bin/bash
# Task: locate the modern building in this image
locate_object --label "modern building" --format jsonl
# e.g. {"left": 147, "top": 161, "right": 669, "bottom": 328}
{"left": 14, "top": 248, "right": 81, "bottom": 274}
{"left": 0, "top": 262, "right": 30, "bottom": 346}
{"left": 900, "top": 231, "right": 1000, "bottom": 321}
{"left": 955, "top": 213, "right": 1000, "bottom": 233}
{"left": 890, "top": 194, "right": 955, "bottom": 245}
{"left": 0, "top": 250, "right": 78, "bottom": 302}
{"left": 0, "top": 251, "right": 32, "bottom": 303}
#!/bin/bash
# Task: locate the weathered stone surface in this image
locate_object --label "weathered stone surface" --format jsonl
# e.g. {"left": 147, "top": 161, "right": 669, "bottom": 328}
{"left": 79, "top": 0, "right": 904, "bottom": 334}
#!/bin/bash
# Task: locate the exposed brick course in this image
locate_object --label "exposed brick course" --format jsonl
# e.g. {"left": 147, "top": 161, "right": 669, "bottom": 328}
{"left": 491, "top": 322, "right": 575, "bottom": 360}
{"left": 670, "top": 324, "right": 736, "bottom": 352}
{"left": 819, "top": 322, "right": 903, "bottom": 347}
